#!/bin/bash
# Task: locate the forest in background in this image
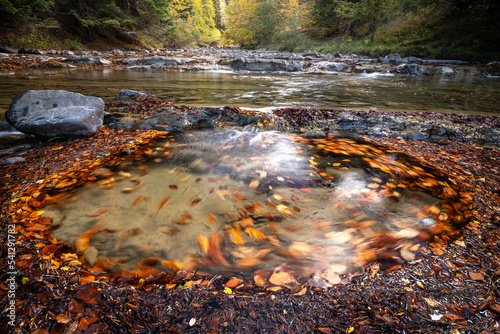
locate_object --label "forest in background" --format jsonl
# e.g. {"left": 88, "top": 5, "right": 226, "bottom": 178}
{"left": 0, "top": 0, "right": 498, "bottom": 61}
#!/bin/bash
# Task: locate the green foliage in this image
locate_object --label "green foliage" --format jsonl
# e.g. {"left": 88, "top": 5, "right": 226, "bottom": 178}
{"left": 224, "top": 0, "right": 499, "bottom": 61}
{"left": 165, "top": 0, "right": 221, "bottom": 46}
{"left": 8, "top": 28, "right": 85, "bottom": 50}
{"left": 1, "top": 0, "right": 221, "bottom": 48}
{"left": 0, "top": 0, "right": 55, "bottom": 21}
{"left": 225, "top": 0, "right": 309, "bottom": 47}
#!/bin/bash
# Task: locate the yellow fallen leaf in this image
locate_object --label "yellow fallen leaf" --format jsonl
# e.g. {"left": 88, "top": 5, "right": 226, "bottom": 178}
{"left": 197, "top": 235, "right": 209, "bottom": 255}
{"left": 249, "top": 180, "right": 259, "bottom": 188}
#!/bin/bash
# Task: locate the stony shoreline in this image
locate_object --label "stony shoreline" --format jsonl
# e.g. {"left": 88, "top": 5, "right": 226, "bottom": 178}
{"left": 2, "top": 90, "right": 499, "bottom": 163}
{"left": 1, "top": 47, "right": 499, "bottom": 77}
{"left": 103, "top": 92, "right": 500, "bottom": 147}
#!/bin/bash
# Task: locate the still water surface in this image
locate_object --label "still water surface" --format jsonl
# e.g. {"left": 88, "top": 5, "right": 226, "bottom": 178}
{"left": 45, "top": 130, "right": 457, "bottom": 284}
{"left": 1, "top": 69, "right": 499, "bottom": 117}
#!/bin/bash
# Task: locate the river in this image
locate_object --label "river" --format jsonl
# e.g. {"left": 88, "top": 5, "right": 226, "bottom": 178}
{"left": 1, "top": 68, "right": 499, "bottom": 118}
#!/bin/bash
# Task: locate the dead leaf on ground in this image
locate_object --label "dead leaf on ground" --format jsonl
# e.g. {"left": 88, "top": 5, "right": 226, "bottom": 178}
{"left": 269, "top": 271, "right": 297, "bottom": 286}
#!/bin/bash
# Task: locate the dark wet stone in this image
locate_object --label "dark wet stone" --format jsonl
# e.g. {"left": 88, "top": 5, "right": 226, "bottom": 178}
{"left": 1, "top": 156, "right": 26, "bottom": 165}
{"left": 117, "top": 89, "right": 148, "bottom": 100}
{"left": 6, "top": 90, "right": 104, "bottom": 138}
{"left": 229, "top": 58, "right": 303, "bottom": 72}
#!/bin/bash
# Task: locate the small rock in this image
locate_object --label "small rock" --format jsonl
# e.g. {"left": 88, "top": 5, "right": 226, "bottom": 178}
{"left": 303, "top": 50, "right": 320, "bottom": 58}
{"left": 84, "top": 246, "right": 99, "bottom": 267}
{"left": 441, "top": 66, "right": 454, "bottom": 76}
{"left": 117, "top": 89, "right": 148, "bottom": 100}
{"left": 196, "top": 118, "right": 216, "bottom": 128}
{"left": 1, "top": 157, "right": 26, "bottom": 165}
{"left": 122, "top": 57, "right": 141, "bottom": 65}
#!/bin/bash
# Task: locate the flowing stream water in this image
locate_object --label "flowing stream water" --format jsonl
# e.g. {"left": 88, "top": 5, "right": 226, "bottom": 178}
{"left": 1, "top": 69, "right": 499, "bottom": 117}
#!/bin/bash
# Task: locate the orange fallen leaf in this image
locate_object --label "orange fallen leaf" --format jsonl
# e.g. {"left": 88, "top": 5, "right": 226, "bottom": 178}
{"left": 156, "top": 196, "right": 170, "bottom": 214}
{"left": 78, "top": 276, "right": 95, "bottom": 285}
{"left": 235, "top": 257, "right": 261, "bottom": 267}
{"left": 160, "top": 228, "right": 179, "bottom": 236}
{"left": 225, "top": 278, "right": 243, "bottom": 288}
{"left": 207, "top": 214, "right": 217, "bottom": 224}
{"left": 228, "top": 228, "right": 246, "bottom": 245}
{"left": 76, "top": 221, "right": 106, "bottom": 253}
{"left": 132, "top": 194, "right": 147, "bottom": 206}
{"left": 468, "top": 271, "right": 485, "bottom": 281}
{"left": 253, "top": 270, "right": 269, "bottom": 287}
{"left": 290, "top": 195, "right": 300, "bottom": 202}
{"left": 208, "top": 234, "right": 229, "bottom": 266}
{"left": 90, "top": 208, "right": 109, "bottom": 217}
{"left": 269, "top": 271, "right": 297, "bottom": 286}
{"left": 276, "top": 204, "right": 294, "bottom": 217}
{"left": 299, "top": 188, "right": 312, "bottom": 193}
{"left": 323, "top": 270, "right": 341, "bottom": 284}
{"left": 137, "top": 256, "right": 159, "bottom": 269}
{"left": 99, "top": 178, "right": 115, "bottom": 188}
{"left": 161, "top": 260, "right": 184, "bottom": 271}
{"left": 245, "top": 227, "right": 266, "bottom": 240}
{"left": 198, "top": 235, "right": 209, "bottom": 255}
{"left": 190, "top": 198, "right": 202, "bottom": 206}
{"left": 226, "top": 211, "right": 238, "bottom": 222}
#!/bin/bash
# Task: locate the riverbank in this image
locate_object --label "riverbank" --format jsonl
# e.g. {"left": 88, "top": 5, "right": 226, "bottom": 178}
{"left": 1, "top": 47, "right": 499, "bottom": 77}
{"left": 0, "top": 101, "right": 499, "bottom": 332}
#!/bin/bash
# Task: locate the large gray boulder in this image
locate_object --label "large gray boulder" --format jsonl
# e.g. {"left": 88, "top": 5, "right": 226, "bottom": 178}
{"left": 5, "top": 90, "right": 104, "bottom": 138}
{"left": 397, "top": 64, "right": 426, "bottom": 75}
{"left": 64, "top": 55, "right": 112, "bottom": 65}
{"left": 315, "top": 61, "right": 350, "bottom": 72}
{"left": 141, "top": 56, "right": 193, "bottom": 65}
{"left": 230, "top": 58, "right": 303, "bottom": 71}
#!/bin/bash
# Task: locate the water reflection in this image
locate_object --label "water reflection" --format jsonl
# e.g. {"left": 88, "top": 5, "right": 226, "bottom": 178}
{"left": 44, "top": 130, "right": 460, "bottom": 286}
{"left": 0, "top": 69, "right": 499, "bottom": 118}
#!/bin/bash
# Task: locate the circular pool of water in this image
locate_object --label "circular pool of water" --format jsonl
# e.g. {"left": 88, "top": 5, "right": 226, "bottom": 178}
{"left": 44, "top": 130, "right": 462, "bottom": 286}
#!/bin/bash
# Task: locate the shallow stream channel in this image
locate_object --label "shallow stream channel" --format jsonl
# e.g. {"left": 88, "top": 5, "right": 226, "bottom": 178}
{"left": 1, "top": 69, "right": 499, "bottom": 116}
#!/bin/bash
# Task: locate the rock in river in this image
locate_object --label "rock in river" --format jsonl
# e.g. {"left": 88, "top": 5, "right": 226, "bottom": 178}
{"left": 229, "top": 57, "right": 303, "bottom": 71}
{"left": 5, "top": 90, "right": 104, "bottom": 138}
